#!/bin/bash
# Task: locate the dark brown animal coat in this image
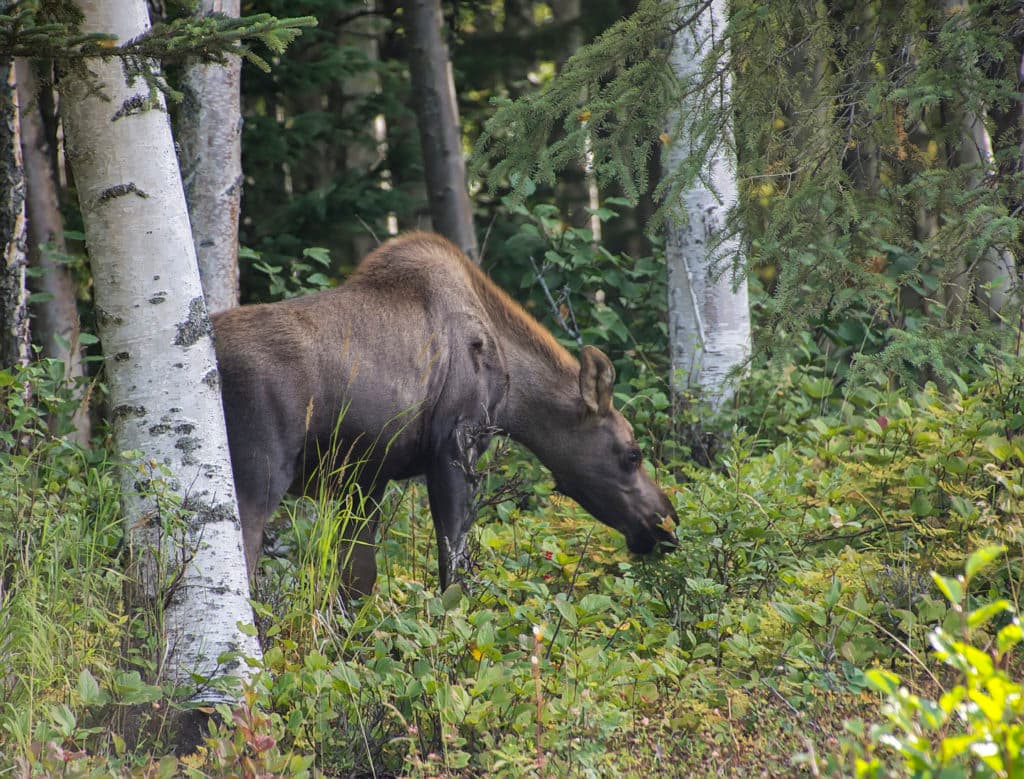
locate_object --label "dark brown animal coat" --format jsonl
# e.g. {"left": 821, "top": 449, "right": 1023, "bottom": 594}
{"left": 213, "top": 233, "right": 676, "bottom": 594}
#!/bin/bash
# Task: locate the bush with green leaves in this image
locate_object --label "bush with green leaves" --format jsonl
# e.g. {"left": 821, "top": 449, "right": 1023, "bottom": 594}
{"left": 827, "top": 546, "right": 1023, "bottom": 778}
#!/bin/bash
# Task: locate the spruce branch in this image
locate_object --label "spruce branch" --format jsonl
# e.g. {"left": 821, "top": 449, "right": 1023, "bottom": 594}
{"left": 0, "top": 1, "right": 316, "bottom": 67}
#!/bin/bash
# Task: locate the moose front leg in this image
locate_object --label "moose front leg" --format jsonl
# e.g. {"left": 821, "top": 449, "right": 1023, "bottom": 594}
{"left": 426, "top": 424, "right": 492, "bottom": 590}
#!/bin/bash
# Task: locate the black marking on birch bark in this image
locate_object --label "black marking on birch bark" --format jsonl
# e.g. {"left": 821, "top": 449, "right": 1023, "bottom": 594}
{"left": 95, "top": 307, "right": 123, "bottom": 327}
{"left": 174, "top": 296, "right": 211, "bottom": 347}
{"left": 202, "top": 368, "right": 220, "bottom": 389}
{"left": 174, "top": 423, "right": 195, "bottom": 435}
{"left": 175, "top": 436, "right": 201, "bottom": 463}
{"left": 182, "top": 497, "right": 238, "bottom": 526}
{"left": 149, "top": 293, "right": 167, "bottom": 304}
{"left": 112, "top": 404, "right": 146, "bottom": 421}
{"left": 112, "top": 94, "right": 151, "bottom": 121}
{"left": 98, "top": 183, "right": 149, "bottom": 203}
{"left": 149, "top": 423, "right": 171, "bottom": 435}
{"left": 115, "top": 351, "right": 130, "bottom": 362}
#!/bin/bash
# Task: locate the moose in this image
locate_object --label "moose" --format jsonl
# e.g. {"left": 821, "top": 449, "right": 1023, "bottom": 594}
{"left": 213, "top": 232, "right": 677, "bottom": 595}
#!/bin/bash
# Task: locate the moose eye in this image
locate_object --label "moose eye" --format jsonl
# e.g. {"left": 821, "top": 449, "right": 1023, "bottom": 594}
{"left": 623, "top": 449, "right": 642, "bottom": 471}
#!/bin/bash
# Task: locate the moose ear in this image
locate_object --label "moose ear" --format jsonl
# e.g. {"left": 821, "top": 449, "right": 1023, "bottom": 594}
{"left": 579, "top": 345, "right": 615, "bottom": 416}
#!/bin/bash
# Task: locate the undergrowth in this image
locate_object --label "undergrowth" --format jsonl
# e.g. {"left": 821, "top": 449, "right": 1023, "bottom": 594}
{"left": 1, "top": 357, "right": 1022, "bottom": 776}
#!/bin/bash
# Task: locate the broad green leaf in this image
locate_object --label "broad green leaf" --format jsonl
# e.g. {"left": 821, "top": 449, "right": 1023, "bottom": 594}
{"left": 967, "top": 599, "right": 1011, "bottom": 629}
{"left": 965, "top": 545, "right": 1005, "bottom": 581}
{"left": 554, "top": 597, "right": 577, "bottom": 628}
{"left": 441, "top": 583, "right": 464, "bottom": 612}
{"left": 864, "top": 668, "right": 900, "bottom": 695}
{"left": 931, "top": 573, "right": 963, "bottom": 605}
{"left": 78, "top": 668, "right": 110, "bottom": 707}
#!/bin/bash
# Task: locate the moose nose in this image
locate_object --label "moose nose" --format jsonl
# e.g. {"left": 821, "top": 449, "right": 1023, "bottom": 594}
{"left": 651, "top": 507, "right": 679, "bottom": 551}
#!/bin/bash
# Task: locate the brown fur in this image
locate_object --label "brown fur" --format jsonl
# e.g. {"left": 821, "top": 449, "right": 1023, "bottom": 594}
{"left": 214, "top": 232, "right": 676, "bottom": 595}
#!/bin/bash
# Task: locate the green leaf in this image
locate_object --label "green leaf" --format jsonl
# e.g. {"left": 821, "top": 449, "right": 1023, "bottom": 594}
{"left": 864, "top": 668, "right": 899, "bottom": 695}
{"left": 824, "top": 577, "right": 842, "bottom": 610}
{"left": 966, "top": 599, "right": 1011, "bottom": 630}
{"left": 554, "top": 597, "right": 577, "bottom": 628}
{"left": 997, "top": 622, "right": 1022, "bottom": 655}
{"left": 78, "top": 668, "right": 110, "bottom": 707}
{"left": 984, "top": 436, "right": 1012, "bottom": 462}
{"left": 965, "top": 545, "right": 1005, "bottom": 582}
{"left": 800, "top": 377, "right": 834, "bottom": 399}
{"left": 441, "top": 583, "right": 464, "bottom": 612}
{"left": 302, "top": 246, "right": 331, "bottom": 267}
{"left": 931, "top": 573, "right": 963, "bottom": 606}
{"left": 237, "top": 621, "right": 259, "bottom": 637}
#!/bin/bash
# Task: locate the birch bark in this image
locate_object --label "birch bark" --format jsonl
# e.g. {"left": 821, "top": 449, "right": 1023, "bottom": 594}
{"left": 665, "top": 0, "right": 750, "bottom": 412}
{"left": 177, "top": 0, "right": 242, "bottom": 314}
{"left": 0, "top": 60, "right": 30, "bottom": 373}
{"left": 58, "top": 0, "right": 261, "bottom": 707}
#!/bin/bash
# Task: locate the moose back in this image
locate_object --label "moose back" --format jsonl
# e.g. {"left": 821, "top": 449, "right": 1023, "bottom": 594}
{"left": 213, "top": 232, "right": 677, "bottom": 594}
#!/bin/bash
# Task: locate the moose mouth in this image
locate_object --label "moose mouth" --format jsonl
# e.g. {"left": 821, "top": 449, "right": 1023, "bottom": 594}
{"left": 625, "top": 521, "right": 678, "bottom": 555}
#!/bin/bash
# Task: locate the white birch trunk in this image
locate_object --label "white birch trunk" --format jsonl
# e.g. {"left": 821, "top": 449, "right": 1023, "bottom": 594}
{"left": 0, "top": 60, "right": 31, "bottom": 373}
{"left": 177, "top": 0, "right": 241, "bottom": 315}
{"left": 665, "top": 0, "right": 750, "bottom": 412}
{"left": 58, "top": 0, "right": 261, "bottom": 700}
{"left": 955, "top": 111, "right": 1019, "bottom": 319}
{"left": 941, "top": 0, "right": 1019, "bottom": 321}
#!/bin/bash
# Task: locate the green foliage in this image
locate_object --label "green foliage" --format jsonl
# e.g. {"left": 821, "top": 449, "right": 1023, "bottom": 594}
{"left": 474, "top": 0, "right": 1024, "bottom": 385}
{"left": 472, "top": 0, "right": 677, "bottom": 205}
{"left": 3, "top": 355, "right": 1024, "bottom": 774}
{"left": 832, "top": 547, "right": 1024, "bottom": 778}
{"left": 496, "top": 194, "right": 669, "bottom": 380}
{"left": 0, "top": 0, "right": 316, "bottom": 73}
{"left": 236, "top": 0, "right": 417, "bottom": 294}
{"left": 241, "top": 244, "right": 334, "bottom": 299}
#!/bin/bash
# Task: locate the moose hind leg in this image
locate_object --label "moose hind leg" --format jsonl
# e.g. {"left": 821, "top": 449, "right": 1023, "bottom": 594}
{"left": 337, "top": 484, "right": 384, "bottom": 598}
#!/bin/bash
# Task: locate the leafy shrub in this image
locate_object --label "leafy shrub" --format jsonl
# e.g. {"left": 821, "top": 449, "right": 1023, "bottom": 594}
{"left": 830, "top": 546, "right": 1023, "bottom": 778}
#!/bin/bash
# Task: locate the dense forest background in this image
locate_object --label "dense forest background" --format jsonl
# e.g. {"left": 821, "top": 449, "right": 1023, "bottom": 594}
{"left": 2, "top": 0, "right": 1024, "bottom": 776}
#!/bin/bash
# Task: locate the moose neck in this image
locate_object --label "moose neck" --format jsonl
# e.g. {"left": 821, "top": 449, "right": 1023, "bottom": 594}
{"left": 497, "top": 337, "right": 580, "bottom": 460}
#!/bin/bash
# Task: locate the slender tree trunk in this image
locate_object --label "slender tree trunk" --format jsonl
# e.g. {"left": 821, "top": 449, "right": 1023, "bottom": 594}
{"left": 340, "top": 3, "right": 393, "bottom": 257}
{"left": 940, "top": 0, "right": 1019, "bottom": 321}
{"left": 0, "top": 60, "right": 30, "bottom": 372}
{"left": 665, "top": 0, "right": 751, "bottom": 413}
{"left": 16, "top": 58, "right": 91, "bottom": 444}
{"left": 953, "top": 111, "right": 1019, "bottom": 318}
{"left": 404, "top": 0, "right": 478, "bottom": 260}
{"left": 58, "top": 0, "right": 261, "bottom": 731}
{"left": 177, "top": 0, "right": 241, "bottom": 314}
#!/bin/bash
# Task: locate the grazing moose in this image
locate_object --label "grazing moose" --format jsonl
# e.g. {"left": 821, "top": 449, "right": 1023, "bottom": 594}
{"left": 213, "top": 232, "right": 677, "bottom": 595}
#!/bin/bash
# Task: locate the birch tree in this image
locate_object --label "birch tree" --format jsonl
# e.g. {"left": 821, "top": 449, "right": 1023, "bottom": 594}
{"left": 0, "top": 59, "right": 30, "bottom": 373}
{"left": 405, "top": 0, "right": 478, "bottom": 261}
{"left": 664, "top": 0, "right": 750, "bottom": 412}
{"left": 177, "top": 0, "right": 242, "bottom": 314}
{"left": 941, "top": 0, "right": 1019, "bottom": 322}
{"left": 57, "top": 0, "right": 261, "bottom": 727}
